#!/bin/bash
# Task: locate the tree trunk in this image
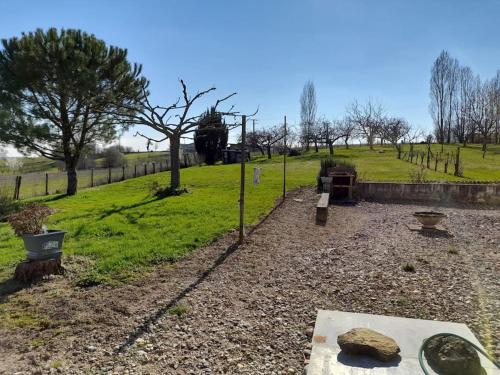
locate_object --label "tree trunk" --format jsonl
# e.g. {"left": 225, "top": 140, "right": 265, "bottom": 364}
{"left": 328, "top": 141, "right": 334, "bottom": 155}
{"left": 267, "top": 145, "right": 272, "bottom": 159}
{"left": 314, "top": 140, "right": 319, "bottom": 153}
{"left": 170, "top": 134, "right": 181, "bottom": 189}
{"left": 345, "top": 140, "right": 349, "bottom": 149}
{"left": 66, "top": 164, "right": 78, "bottom": 196}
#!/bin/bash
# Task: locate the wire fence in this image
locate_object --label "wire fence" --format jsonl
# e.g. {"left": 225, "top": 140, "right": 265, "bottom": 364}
{"left": 0, "top": 153, "right": 199, "bottom": 200}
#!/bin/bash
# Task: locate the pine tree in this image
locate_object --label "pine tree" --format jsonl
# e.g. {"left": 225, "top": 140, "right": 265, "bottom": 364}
{"left": 194, "top": 107, "right": 228, "bottom": 165}
{"left": 0, "top": 28, "right": 146, "bottom": 195}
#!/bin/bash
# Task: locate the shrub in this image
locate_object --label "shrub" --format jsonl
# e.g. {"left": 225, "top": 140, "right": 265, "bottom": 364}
{"left": 288, "top": 149, "right": 301, "bottom": 157}
{"left": 402, "top": 263, "right": 416, "bottom": 272}
{"left": 319, "top": 156, "right": 356, "bottom": 178}
{"left": 149, "top": 182, "right": 189, "bottom": 199}
{"left": 102, "top": 146, "right": 125, "bottom": 168}
{"left": 409, "top": 165, "right": 427, "bottom": 183}
{"left": 318, "top": 156, "right": 356, "bottom": 191}
{"left": 7, "top": 203, "right": 53, "bottom": 236}
{"left": 168, "top": 304, "right": 189, "bottom": 318}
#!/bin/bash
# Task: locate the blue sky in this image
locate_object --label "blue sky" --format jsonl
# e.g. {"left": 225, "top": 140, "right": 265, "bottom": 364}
{"left": 1, "top": 0, "right": 499, "bottom": 152}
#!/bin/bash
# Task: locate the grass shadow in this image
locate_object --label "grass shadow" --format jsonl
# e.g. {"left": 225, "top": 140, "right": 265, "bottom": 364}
{"left": 98, "top": 197, "right": 161, "bottom": 220}
{"left": 0, "top": 278, "right": 26, "bottom": 300}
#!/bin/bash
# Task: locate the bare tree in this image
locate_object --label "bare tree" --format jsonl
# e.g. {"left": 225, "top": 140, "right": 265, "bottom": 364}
{"left": 339, "top": 117, "right": 356, "bottom": 149}
{"left": 492, "top": 70, "right": 500, "bottom": 144}
{"left": 346, "top": 100, "right": 384, "bottom": 150}
{"left": 319, "top": 118, "right": 344, "bottom": 155}
{"left": 445, "top": 57, "right": 459, "bottom": 144}
{"left": 299, "top": 80, "right": 317, "bottom": 151}
{"left": 469, "top": 76, "right": 496, "bottom": 156}
{"left": 247, "top": 125, "right": 284, "bottom": 159}
{"left": 430, "top": 51, "right": 458, "bottom": 148}
{"left": 453, "top": 66, "right": 474, "bottom": 146}
{"left": 380, "top": 117, "right": 411, "bottom": 159}
{"left": 310, "top": 120, "right": 323, "bottom": 152}
{"left": 127, "top": 80, "right": 237, "bottom": 188}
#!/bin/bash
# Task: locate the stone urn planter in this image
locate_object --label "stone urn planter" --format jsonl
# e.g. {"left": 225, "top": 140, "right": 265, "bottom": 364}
{"left": 413, "top": 211, "right": 446, "bottom": 229}
{"left": 22, "top": 230, "right": 66, "bottom": 260}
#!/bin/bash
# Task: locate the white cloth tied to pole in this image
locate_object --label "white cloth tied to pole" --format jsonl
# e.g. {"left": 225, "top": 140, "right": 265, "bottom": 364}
{"left": 253, "top": 167, "right": 261, "bottom": 185}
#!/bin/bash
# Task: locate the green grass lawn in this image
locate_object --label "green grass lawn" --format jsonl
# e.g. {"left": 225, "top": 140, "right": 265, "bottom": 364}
{"left": 291, "top": 144, "right": 500, "bottom": 182}
{"left": 0, "top": 143, "right": 498, "bottom": 286}
{"left": 0, "top": 159, "right": 317, "bottom": 285}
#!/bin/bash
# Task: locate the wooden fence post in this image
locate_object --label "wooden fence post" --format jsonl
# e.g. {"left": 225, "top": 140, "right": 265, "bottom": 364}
{"left": 444, "top": 153, "right": 449, "bottom": 173}
{"left": 14, "top": 176, "right": 22, "bottom": 200}
{"left": 144, "top": 164, "right": 147, "bottom": 176}
{"left": 134, "top": 165, "right": 137, "bottom": 178}
{"left": 454, "top": 147, "right": 461, "bottom": 176}
{"left": 91, "top": 168, "right": 94, "bottom": 187}
{"left": 434, "top": 153, "right": 439, "bottom": 171}
{"left": 152, "top": 162, "right": 156, "bottom": 174}
{"left": 108, "top": 168, "right": 112, "bottom": 184}
{"left": 13, "top": 176, "right": 18, "bottom": 200}
{"left": 122, "top": 166, "right": 125, "bottom": 181}
{"left": 45, "top": 173, "right": 49, "bottom": 195}
{"left": 239, "top": 115, "right": 246, "bottom": 245}
{"left": 159, "top": 161, "right": 162, "bottom": 171}
{"left": 283, "top": 115, "right": 287, "bottom": 201}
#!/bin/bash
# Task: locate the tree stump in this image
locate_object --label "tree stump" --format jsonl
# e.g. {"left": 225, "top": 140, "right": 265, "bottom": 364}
{"left": 14, "top": 258, "right": 65, "bottom": 283}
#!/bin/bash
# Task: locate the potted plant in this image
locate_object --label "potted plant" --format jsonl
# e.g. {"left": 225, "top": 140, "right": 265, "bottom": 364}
{"left": 7, "top": 203, "right": 65, "bottom": 260}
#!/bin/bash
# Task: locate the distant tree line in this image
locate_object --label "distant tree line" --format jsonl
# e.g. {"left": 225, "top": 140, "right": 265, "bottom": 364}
{"left": 297, "top": 81, "right": 419, "bottom": 156}
{"left": 430, "top": 50, "right": 500, "bottom": 154}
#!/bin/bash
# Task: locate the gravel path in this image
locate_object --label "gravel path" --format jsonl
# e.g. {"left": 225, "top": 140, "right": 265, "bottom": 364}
{"left": 1, "top": 187, "right": 498, "bottom": 374}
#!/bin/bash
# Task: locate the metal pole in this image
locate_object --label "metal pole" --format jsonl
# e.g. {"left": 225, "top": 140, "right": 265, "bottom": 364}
{"left": 239, "top": 115, "right": 247, "bottom": 245}
{"left": 283, "top": 115, "right": 287, "bottom": 201}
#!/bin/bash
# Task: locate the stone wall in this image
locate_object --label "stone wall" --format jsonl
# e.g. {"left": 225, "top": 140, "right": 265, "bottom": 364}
{"left": 355, "top": 182, "right": 500, "bottom": 205}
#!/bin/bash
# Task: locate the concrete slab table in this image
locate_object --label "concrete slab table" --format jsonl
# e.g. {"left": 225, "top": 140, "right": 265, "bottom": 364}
{"left": 307, "top": 310, "right": 498, "bottom": 375}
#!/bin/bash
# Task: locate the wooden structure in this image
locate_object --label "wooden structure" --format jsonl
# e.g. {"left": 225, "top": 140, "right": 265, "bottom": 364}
{"left": 316, "top": 193, "right": 330, "bottom": 224}
{"left": 328, "top": 168, "right": 355, "bottom": 202}
{"left": 222, "top": 149, "right": 250, "bottom": 164}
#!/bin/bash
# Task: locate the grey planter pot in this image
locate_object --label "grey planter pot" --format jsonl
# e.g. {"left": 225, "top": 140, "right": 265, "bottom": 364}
{"left": 21, "top": 230, "right": 66, "bottom": 260}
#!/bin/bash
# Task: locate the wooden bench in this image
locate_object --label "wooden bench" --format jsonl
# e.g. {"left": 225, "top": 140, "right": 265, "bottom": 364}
{"left": 316, "top": 193, "right": 330, "bottom": 224}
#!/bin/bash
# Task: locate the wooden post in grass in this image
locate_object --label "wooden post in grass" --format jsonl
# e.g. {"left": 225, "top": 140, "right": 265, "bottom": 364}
{"left": 134, "top": 165, "right": 137, "bottom": 178}
{"left": 91, "top": 168, "right": 94, "bottom": 187}
{"left": 108, "top": 167, "right": 111, "bottom": 184}
{"left": 122, "top": 166, "right": 125, "bottom": 181}
{"left": 45, "top": 173, "right": 49, "bottom": 195}
{"left": 283, "top": 115, "right": 287, "bottom": 202}
{"left": 454, "top": 147, "right": 461, "bottom": 176}
{"left": 17, "top": 176, "right": 21, "bottom": 199}
{"left": 434, "top": 152, "right": 439, "bottom": 171}
{"left": 444, "top": 153, "right": 449, "bottom": 173}
{"left": 144, "top": 163, "right": 147, "bottom": 176}
{"left": 13, "top": 175, "right": 21, "bottom": 200}
{"left": 152, "top": 162, "right": 156, "bottom": 174}
{"left": 239, "top": 115, "right": 246, "bottom": 245}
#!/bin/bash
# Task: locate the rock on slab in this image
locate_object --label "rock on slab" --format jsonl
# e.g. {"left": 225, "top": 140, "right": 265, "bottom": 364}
{"left": 337, "top": 328, "right": 400, "bottom": 362}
